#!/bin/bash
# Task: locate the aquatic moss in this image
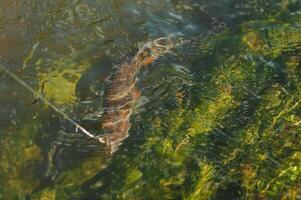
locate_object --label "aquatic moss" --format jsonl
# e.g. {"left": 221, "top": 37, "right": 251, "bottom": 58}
{"left": 243, "top": 31, "right": 266, "bottom": 52}
{"left": 183, "top": 163, "right": 216, "bottom": 200}
{"left": 242, "top": 18, "right": 301, "bottom": 58}
{"left": 74, "top": 5, "right": 301, "bottom": 200}
{"left": 0, "top": 122, "right": 44, "bottom": 199}
{"left": 24, "top": 1, "right": 301, "bottom": 199}
{"left": 37, "top": 188, "right": 56, "bottom": 200}
{"left": 55, "top": 157, "right": 106, "bottom": 187}
{"left": 31, "top": 155, "right": 108, "bottom": 200}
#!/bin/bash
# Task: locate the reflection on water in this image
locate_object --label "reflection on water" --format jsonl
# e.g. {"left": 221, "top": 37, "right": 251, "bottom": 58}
{"left": 1, "top": 0, "right": 301, "bottom": 199}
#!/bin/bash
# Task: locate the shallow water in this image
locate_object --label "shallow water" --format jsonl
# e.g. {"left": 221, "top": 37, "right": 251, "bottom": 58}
{"left": 1, "top": 0, "right": 301, "bottom": 199}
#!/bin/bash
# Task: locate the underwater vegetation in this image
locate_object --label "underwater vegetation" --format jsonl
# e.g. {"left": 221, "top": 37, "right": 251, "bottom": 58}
{"left": 1, "top": 0, "right": 301, "bottom": 199}
{"left": 78, "top": 2, "right": 300, "bottom": 199}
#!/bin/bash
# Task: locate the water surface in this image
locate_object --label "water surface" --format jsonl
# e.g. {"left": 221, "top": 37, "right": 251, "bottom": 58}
{"left": 1, "top": 0, "right": 301, "bottom": 199}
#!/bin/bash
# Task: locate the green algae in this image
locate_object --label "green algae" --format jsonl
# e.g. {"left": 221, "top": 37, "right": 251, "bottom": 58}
{"left": 0, "top": 121, "right": 44, "bottom": 199}
{"left": 74, "top": 3, "right": 301, "bottom": 200}
{"left": 184, "top": 163, "right": 216, "bottom": 200}
{"left": 1, "top": 1, "right": 301, "bottom": 199}
{"left": 31, "top": 154, "right": 109, "bottom": 200}
{"left": 37, "top": 58, "right": 90, "bottom": 105}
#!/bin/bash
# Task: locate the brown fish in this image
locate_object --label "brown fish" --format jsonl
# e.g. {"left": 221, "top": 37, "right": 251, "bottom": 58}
{"left": 99, "top": 36, "right": 176, "bottom": 153}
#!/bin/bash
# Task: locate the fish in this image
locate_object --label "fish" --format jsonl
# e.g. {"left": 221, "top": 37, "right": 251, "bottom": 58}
{"left": 98, "top": 36, "right": 177, "bottom": 153}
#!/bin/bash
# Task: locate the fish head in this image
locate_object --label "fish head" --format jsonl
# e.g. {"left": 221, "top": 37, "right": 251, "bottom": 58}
{"left": 150, "top": 36, "right": 176, "bottom": 56}
{"left": 137, "top": 35, "right": 176, "bottom": 65}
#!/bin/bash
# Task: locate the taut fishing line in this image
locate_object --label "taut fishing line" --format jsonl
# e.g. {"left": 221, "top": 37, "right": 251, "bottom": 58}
{"left": 0, "top": 64, "right": 106, "bottom": 143}
{"left": 0, "top": 33, "right": 221, "bottom": 146}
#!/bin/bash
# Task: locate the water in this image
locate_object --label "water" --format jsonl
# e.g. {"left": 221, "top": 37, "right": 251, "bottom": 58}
{"left": 1, "top": 0, "right": 301, "bottom": 199}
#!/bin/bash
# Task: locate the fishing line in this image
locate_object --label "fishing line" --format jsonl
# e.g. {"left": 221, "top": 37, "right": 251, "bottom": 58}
{"left": 0, "top": 64, "right": 105, "bottom": 143}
